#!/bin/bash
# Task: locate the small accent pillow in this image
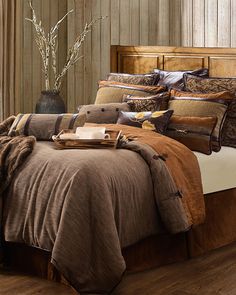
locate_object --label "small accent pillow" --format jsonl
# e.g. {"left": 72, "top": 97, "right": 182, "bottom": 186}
{"left": 9, "top": 113, "right": 86, "bottom": 140}
{"left": 154, "top": 68, "right": 208, "bottom": 90}
{"left": 184, "top": 74, "right": 236, "bottom": 94}
{"left": 117, "top": 110, "right": 173, "bottom": 134}
{"left": 78, "top": 103, "right": 130, "bottom": 124}
{"left": 123, "top": 92, "right": 170, "bottom": 112}
{"left": 168, "top": 97, "right": 228, "bottom": 152}
{"left": 107, "top": 72, "right": 160, "bottom": 86}
{"left": 95, "top": 80, "right": 166, "bottom": 104}
{"left": 166, "top": 115, "right": 218, "bottom": 155}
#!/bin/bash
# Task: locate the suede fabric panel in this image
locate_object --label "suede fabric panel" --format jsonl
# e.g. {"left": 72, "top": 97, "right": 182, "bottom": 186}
{"left": 168, "top": 98, "right": 228, "bottom": 152}
{"left": 166, "top": 115, "right": 217, "bottom": 155}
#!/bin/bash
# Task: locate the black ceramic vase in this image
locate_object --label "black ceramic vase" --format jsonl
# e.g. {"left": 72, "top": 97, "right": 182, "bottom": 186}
{"left": 35, "top": 90, "right": 66, "bottom": 114}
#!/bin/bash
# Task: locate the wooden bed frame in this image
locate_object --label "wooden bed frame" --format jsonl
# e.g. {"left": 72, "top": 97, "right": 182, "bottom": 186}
{"left": 3, "top": 46, "right": 236, "bottom": 287}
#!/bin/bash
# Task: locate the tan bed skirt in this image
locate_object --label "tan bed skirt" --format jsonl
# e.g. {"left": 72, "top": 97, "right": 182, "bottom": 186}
{"left": 4, "top": 188, "right": 236, "bottom": 284}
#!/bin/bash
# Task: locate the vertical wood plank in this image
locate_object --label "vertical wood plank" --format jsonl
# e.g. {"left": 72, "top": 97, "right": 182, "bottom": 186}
{"left": 148, "top": 0, "right": 158, "bottom": 45}
{"left": 111, "top": 0, "right": 120, "bottom": 45}
{"left": 157, "top": 0, "right": 170, "bottom": 45}
{"left": 100, "top": 0, "right": 111, "bottom": 80}
{"left": 67, "top": 0, "right": 75, "bottom": 111}
{"left": 181, "top": 0, "right": 193, "bottom": 47}
{"left": 218, "top": 0, "right": 231, "bottom": 47}
{"left": 84, "top": 0, "right": 92, "bottom": 104}
{"left": 193, "top": 0, "right": 205, "bottom": 47}
{"left": 169, "top": 0, "right": 181, "bottom": 46}
{"left": 74, "top": 0, "right": 85, "bottom": 109}
{"left": 91, "top": 0, "right": 101, "bottom": 104}
{"left": 57, "top": 0, "right": 67, "bottom": 106}
{"left": 205, "top": 0, "right": 218, "bottom": 47}
{"left": 32, "top": 0, "right": 42, "bottom": 112}
{"left": 231, "top": 0, "right": 236, "bottom": 46}
{"left": 119, "top": 0, "right": 130, "bottom": 45}
{"left": 130, "top": 0, "right": 140, "bottom": 45}
{"left": 140, "top": 0, "right": 149, "bottom": 45}
{"left": 23, "top": 1, "right": 33, "bottom": 113}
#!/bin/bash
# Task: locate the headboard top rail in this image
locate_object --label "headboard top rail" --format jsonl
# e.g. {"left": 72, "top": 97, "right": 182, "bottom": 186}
{"left": 111, "top": 45, "right": 236, "bottom": 77}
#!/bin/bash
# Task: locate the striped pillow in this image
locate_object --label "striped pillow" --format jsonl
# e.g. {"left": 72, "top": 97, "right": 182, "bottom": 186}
{"left": 8, "top": 113, "right": 86, "bottom": 140}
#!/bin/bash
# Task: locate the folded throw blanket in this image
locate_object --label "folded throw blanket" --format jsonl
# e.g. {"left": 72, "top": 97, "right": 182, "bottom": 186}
{"left": 0, "top": 116, "right": 35, "bottom": 263}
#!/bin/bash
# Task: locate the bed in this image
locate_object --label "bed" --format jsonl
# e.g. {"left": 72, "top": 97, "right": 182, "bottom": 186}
{"left": 2, "top": 46, "right": 236, "bottom": 294}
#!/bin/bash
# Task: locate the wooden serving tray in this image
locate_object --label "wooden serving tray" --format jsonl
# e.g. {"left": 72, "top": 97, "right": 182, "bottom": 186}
{"left": 52, "top": 129, "right": 122, "bottom": 149}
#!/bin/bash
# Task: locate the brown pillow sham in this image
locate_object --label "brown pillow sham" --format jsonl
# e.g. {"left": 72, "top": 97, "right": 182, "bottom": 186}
{"left": 95, "top": 81, "right": 166, "bottom": 104}
{"left": 170, "top": 89, "right": 234, "bottom": 100}
{"left": 78, "top": 103, "right": 130, "bottom": 124}
{"left": 166, "top": 115, "right": 218, "bottom": 155}
{"left": 123, "top": 92, "right": 170, "bottom": 112}
{"left": 154, "top": 68, "right": 208, "bottom": 90}
{"left": 117, "top": 110, "right": 173, "bottom": 134}
{"left": 107, "top": 72, "right": 160, "bottom": 86}
{"left": 182, "top": 76, "right": 236, "bottom": 148}
{"left": 8, "top": 113, "right": 86, "bottom": 140}
{"left": 168, "top": 97, "right": 228, "bottom": 152}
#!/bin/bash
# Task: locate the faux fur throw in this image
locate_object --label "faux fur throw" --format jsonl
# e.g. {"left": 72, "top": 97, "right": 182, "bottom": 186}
{"left": 0, "top": 116, "right": 36, "bottom": 194}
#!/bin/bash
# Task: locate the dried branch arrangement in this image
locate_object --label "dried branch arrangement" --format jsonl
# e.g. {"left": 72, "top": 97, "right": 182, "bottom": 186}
{"left": 26, "top": 1, "right": 105, "bottom": 92}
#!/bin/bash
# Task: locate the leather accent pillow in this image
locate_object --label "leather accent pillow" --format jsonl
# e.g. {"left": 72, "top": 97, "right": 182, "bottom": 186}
{"left": 78, "top": 103, "right": 130, "bottom": 124}
{"left": 107, "top": 72, "right": 160, "bottom": 86}
{"left": 153, "top": 68, "right": 208, "bottom": 90}
{"left": 182, "top": 77, "right": 236, "bottom": 148}
{"left": 166, "top": 115, "right": 218, "bottom": 155}
{"left": 123, "top": 92, "right": 170, "bottom": 112}
{"left": 95, "top": 81, "right": 166, "bottom": 104}
{"left": 8, "top": 113, "right": 86, "bottom": 140}
{"left": 117, "top": 110, "right": 173, "bottom": 134}
{"left": 170, "top": 89, "right": 234, "bottom": 100}
{"left": 168, "top": 97, "right": 228, "bottom": 152}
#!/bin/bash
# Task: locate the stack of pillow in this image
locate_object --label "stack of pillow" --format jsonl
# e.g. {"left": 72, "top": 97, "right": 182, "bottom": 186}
{"left": 78, "top": 68, "right": 236, "bottom": 155}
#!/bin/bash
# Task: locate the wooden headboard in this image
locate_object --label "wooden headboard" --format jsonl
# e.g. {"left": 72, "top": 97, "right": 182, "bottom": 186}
{"left": 111, "top": 46, "right": 236, "bottom": 77}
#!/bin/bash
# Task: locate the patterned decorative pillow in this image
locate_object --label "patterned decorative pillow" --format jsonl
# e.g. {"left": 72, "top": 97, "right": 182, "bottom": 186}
{"left": 123, "top": 92, "right": 170, "bottom": 112}
{"left": 154, "top": 68, "right": 208, "bottom": 90}
{"left": 107, "top": 73, "right": 160, "bottom": 86}
{"left": 182, "top": 76, "right": 236, "bottom": 148}
{"left": 78, "top": 103, "right": 130, "bottom": 124}
{"left": 184, "top": 74, "right": 236, "bottom": 94}
{"left": 166, "top": 115, "right": 218, "bottom": 155}
{"left": 117, "top": 110, "right": 173, "bottom": 134}
{"left": 95, "top": 81, "right": 166, "bottom": 104}
{"left": 8, "top": 113, "right": 86, "bottom": 140}
{"left": 168, "top": 97, "right": 228, "bottom": 152}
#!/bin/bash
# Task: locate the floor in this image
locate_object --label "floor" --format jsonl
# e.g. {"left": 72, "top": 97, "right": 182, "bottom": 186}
{"left": 1, "top": 242, "right": 236, "bottom": 295}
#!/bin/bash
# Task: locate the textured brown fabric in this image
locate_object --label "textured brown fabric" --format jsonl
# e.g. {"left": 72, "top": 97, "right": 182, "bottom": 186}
{"left": 95, "top": 81, "right": 166, "bottom": 104}
{"left": 107, "top": 72, "right": 160, "bottom": 86}
{"left": 9, "top": 113, "right": 87, "bottom": 140}
{"left": 154, "top": 68, "right": 208, "bottom": 90}
{"left": 183, "top": 75, "right": 236, "bottom": 148}
{"left": 169, "top": 97, "right": 228, "bottom": 152}
{"left": 78, "top": 103, "right": 130, "bottom": 124}
{"left": 170, "top": 89, "right": 234, "bottom": 100}
{"left": 123, "top": 92, "right": 170, "bottom": 112}
{"left": 166, "top": 115, "right": 217, "bottom": 155}
{"left": 3, "top": 124, "right": 204, "bottom": 293}
{"left": 117, "top": 110, "right": 173, "bottom": 134}
{"left": 184, "top": 74, "right": 236, "bottom": 94}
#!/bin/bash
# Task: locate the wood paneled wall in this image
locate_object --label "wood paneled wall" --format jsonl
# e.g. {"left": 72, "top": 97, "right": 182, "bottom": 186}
{"left": 18, "top": 0, "right": 236, "bottom": 113}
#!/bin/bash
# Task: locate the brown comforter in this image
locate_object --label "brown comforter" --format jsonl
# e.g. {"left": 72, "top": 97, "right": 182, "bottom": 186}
{"left": 2, "top": 124, "right": 204, "bottom": 294}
